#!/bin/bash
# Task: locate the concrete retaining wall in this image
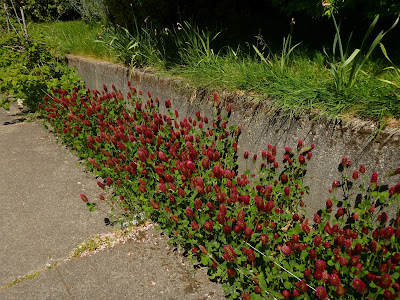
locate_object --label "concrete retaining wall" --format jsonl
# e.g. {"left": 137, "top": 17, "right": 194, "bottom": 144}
{"left": 66, "top": 55, "right": 400, "bottom": 216}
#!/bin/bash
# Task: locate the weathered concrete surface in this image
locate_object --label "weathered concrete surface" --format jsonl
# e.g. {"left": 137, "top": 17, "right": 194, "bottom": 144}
{"left": 0, "top": 105, "right": 110, "bottom": 288}
{"left": 0, "top": 105, "right": 225, "bottom": 299}
{"left": 66, "top": 55, "right": 400, "bottom": 216}
{"left": 2, "top": 228, "right": 225, "bottom": 300}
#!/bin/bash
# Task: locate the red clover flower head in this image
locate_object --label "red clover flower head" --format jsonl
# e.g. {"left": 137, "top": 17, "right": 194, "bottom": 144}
{"left": 352, "top": 278, "right": 367, "bottom": 294}
{"left": 315, "top": 286, "right": 328, "bottom": 299}
{"left": 281, "top": 245, "right": 292, "bottom": 256}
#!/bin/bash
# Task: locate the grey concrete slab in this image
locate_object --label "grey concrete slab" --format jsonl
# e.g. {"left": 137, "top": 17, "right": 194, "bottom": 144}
{"left": 0, "top": 106, "right": 110, "bottom": 287}
{"left": 0, "top": 268, "right": 71, "bottom": 300}
{"left": 0, "top": 106, "right": 225, "bottom": 299}
{"left": 1, "top": 228, "right": 225, "bottom": 300}
{"left": 57, "top": 228, "right": 225, "bottom": 300}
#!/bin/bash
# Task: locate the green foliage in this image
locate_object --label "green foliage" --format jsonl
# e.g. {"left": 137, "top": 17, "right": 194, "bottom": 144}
{"left": 98, "top": 21, "right": 221, "bottom": 69}
{"left": 253, "top": 20, "right": 301, "bottom": 73}
{"left": 379, "top": 43, "right": 400, "bottom": 98}
{"left": 40, "top": 84, "right": 400, "bottom": 299}
{"left": 30, "top": 18, "right": 400, "bottom": 121}
{"left": 321, "top": 0, "right": 400, "bottom": 19}
{"left": 0, "top": 2, "right": 85, "bottom": 109}
{"left": 93, "top": 18, "right": 400, "bottom": 121}
{"left": 0, "top": 30, "right": 85, "bottom": 110}
{"left": 6, "top": 271, "right": 41, "bottom": 288}
{"left": 98, "top": 25, "right": 141, "bottom": 66}
{"left": 70, "top": 0, "right": 108, "bottom": 24}
{"left": 268, "top": 0, "right": 400, "bottom": 19}
{"left": 165, "top": 48, "right": 400, "bottom": 121}
{"left": 98, "top": 22, "right": 167, "bottom": 68}
{"left": 323, "top": 13, "right": 399, "bottom": 94}
{"left": 277, "top": 33, "right": 301, "bottom": 73}
{"left": 29, "top": 21, "right": 112, "bottom": 60}
{"left": 2, "top": 0, "right": 75, "bottom": 22}
{"left": 98, "top": 25, "right": 150, "bottom": 68}
{"left": 172, "top": 21, "right": 220, "bottom": 67}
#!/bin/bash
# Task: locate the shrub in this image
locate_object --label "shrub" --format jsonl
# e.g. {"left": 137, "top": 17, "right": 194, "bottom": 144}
{"left": 40, "top": 84, "right": 400, "bottom": 299}
{"left": 3, "top": 0, "right": 76, "bottom": 22}
{"left": 70, "top": 0, "right": 108, "bottom": 24}
{"left": 0, "top": 30, "right": 84, "bottom": 110}
{"left": 323, "top": 12, "right": 399, "bottom": 94}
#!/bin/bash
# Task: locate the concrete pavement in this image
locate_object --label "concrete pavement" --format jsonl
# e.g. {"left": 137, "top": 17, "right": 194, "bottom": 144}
{"left": 0, "top": 105, "right": 224, "bottom": 300}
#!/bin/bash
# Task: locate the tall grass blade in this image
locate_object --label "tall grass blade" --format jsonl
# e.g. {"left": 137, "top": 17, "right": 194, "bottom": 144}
{"left": 360, "top": 15, "right": 380, "bottom": 50}
{"left": 348, "top": 17, "right": 399, "bottom": 89}
{"left": 379, "top": 43, "right": 393, "bottom": 63}
{"left": 331, "top": 14, "right": 344, "bottom": 61}
{"left": 342, "top": 49, "right": 360, "bottom": 69}
{"left": 378, "top": 43, "right": 400, "bottom": 91}
{"left": 253, "top": 45, "right": 271, "bottom": 66}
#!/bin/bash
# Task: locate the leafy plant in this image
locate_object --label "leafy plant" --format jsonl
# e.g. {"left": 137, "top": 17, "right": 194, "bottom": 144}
{"left": 36, "top": 17, "right": 400, "bottom": 121}
{"left": 29, "top": 20, "right": 112, "bottom": 60}
{"left": 173, "top": 21, "right": 220, "bottom": 67}
{"left": 277, "top": 24, "right": 301, "bottom": 72}
{"left": 40, "top": 82, "right": 400, "bottom": 299}
{"left": 253, "top": 19, "right": 301, "bottom": 73}
{"left": 323, "top": 12, "right": 399, "bottom": 93}
{"left": 379, "top": 43, "right": 400, "bottom": 98}
{"left": 98, "top": 20, "right": 167, "bottom": 68}
{"left": 99, "top": 25, "right": 143, "bottom": 67}
{"left": 70, "top": 0, "right": 108, "bottom": 24}
{"left": 3, "top": 0, "right": 75, "bottom": 22}
{"left": 0, "top": 28, "right": 85, "bottom": 109}
{"left": 320, "top": 0, "right": 400, "bottom": 19}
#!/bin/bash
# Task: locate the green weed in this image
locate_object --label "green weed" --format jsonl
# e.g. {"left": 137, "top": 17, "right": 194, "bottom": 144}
{"left": 27, "top": 19, "right": 400, "bottom": 123}
{"left": 29, "top": 20, "right": 112, "bottom": 60}
{"left": 323, "top": 13, "right": 399, "bottom": 93}
{"left": 1, "top": 271, "right": 41, "bottom": 290}
{"left": 379, "top": 43, "right": 400, "bottom": 99}
{"left": 70, "top": 236, "right": 102, "bottom": 258}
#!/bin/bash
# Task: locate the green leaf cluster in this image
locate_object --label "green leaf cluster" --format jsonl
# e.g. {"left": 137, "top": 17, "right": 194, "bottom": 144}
{"left": 38, "top": 72, "right": 400, "bottom": 299}
{"left": 0, "top": 30, "right": 84, "bottom": 110}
